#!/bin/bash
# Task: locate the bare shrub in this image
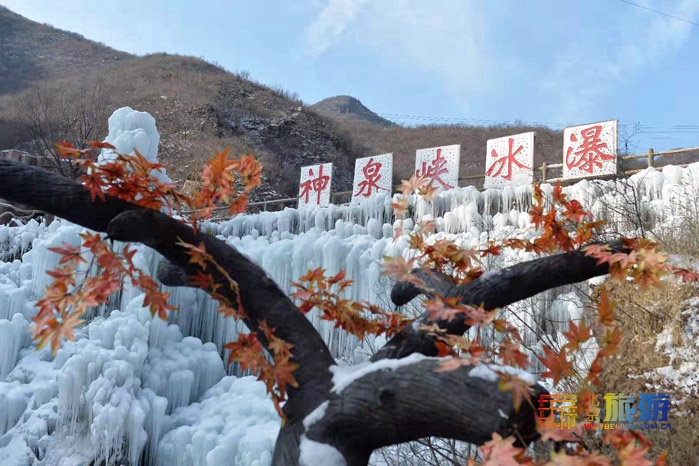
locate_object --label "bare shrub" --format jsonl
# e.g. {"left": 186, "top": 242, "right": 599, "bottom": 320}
{"left": 11, "top": 79, "right": 112, "bottom": 178}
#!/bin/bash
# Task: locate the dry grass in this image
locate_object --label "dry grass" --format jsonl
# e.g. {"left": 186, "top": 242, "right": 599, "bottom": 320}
{"left": 588, "top": 280, "right": 699, "bottom": 465}
{"left": 0, "top": 51, "right": 361, "bottom": 197}
{"left": 314, "top": 116, "right": 564, "bottom": 189}
{"left": 651, "top": 184, "right": 699, "bottom": 258}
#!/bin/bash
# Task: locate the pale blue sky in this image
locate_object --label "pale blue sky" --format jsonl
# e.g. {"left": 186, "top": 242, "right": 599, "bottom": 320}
{"left": 2, "top": 0, "right": 699, "bottom": 153}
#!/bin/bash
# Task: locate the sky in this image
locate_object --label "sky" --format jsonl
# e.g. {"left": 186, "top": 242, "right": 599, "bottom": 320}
{"left": 2, "top": 0, "right": 699, "bottom": 153}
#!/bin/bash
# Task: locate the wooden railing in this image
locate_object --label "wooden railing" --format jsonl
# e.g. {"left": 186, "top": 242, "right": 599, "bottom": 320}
{"left": 458, "top": 146, "right": 699, "bottom": 186}
{"left": 237, "top": 146, "right": 699, "bottom": 216}
{"left": 3, "top": 146, "right": 698, "bottom": 220}
{"left": 241, "top": 191, "right": 354, "bottom": 212}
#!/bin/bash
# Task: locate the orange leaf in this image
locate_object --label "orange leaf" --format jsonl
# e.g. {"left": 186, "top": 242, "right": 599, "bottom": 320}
{"left": 88, "top": 141, "right": 116, "bottom": 149}
{"left": 563, "top": 320, "right": 593, "bottom": 352}
{"left": 552, "top": 182, "right": 566, "bottom": 203}
{"left": 586, "top": 356, "right": 604, "bottom": 385}
{"left": 479, "top": 433, "right": 529, "bottom": 466}
{"left": 538, "top": 346, "right": 574, "bottom": 386}
{"left": 48, "top": 243, "right": 86, "bottom": 266}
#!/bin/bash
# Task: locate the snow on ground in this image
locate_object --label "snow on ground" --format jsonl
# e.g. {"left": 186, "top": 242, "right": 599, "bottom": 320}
{"left": 647, "top": 296, "right": 699, "bottom": 397}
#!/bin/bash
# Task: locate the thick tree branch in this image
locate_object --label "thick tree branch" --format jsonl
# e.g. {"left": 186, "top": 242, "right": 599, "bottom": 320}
{"left": 375, "top": 244, "right": 625, "bottom": 361}
{"left": 390, "top": 268, "right": 456, "bottom": 306}
{"left": 300, "top": 358, "right": 545, "bottom": 466}
{"left": 0, "top": 160, "right": 334, "bottom": 420}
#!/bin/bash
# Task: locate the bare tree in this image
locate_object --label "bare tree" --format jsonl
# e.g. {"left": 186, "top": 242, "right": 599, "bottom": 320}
{"left": 13, "top": 80, "right": 111, "bottom": 178}
{"left": 619, "top": 122, "right": 641, "bottom": 158}
{"left": 0, "top": 159, "right": 630, "bottom": 466}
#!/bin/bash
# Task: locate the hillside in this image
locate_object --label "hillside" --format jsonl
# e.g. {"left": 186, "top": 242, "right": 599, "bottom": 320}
{"left": 2, "top": 4, "right": 567, "bottom": 199}
{"left": 309, "top": 95, "right": 395, "bottom": 127}
{"left": 0, "top": 5, "right": 131, "bottom": 96}
{"left": 310, "top": 104, "right": 564, "bottom": 187}
{"left": 0, "top": 7, "right": 360, "bottom": 198}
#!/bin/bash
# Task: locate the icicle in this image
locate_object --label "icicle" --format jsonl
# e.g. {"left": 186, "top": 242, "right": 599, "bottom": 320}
{"left": 0, "top": 314, "right": 29, "bottom": 379}
{"left": 482, "top": 189, "right": 501, "bottom": 216}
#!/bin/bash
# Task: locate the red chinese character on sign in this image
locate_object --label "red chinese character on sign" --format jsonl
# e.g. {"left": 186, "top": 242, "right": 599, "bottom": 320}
{"left": 354, "top": 158, "right": 388, "bottom": 198}
{"left": 486, "top": 137, "right": 531, "bottom": 180}
{"left": 299, "top": 165, "right": 330, "bottom": 205}
{"left": 566, "top": 125, "right": 615, "bottom": 173}
{"left": 416, "top": 148, "right": 453, "bottom": 190}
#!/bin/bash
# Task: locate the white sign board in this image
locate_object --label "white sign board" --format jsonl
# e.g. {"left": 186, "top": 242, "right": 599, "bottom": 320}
{"left": 414, "top": 144, "right": 460, "bottom": 193}
{"left": 298, "top": 163, "right": 333, "bottom": 208}
{"left": 352, "top": 153, "right": 393, "bottom": 201}
{"left": 484, "top": 132, "right": 535, "bottom": 188}
{"left": 563, "top": 120, "right": 618, "bottom": 180}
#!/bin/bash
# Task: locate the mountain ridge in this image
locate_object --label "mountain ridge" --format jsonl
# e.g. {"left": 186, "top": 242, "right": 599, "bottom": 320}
{"left": 310, "top": 95, "right": 395, "bottom": 127}
{"left": 0, "top": 5, "right": 566, "bottom": 197}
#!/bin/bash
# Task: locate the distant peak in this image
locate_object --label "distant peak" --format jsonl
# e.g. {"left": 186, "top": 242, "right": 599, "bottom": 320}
{"left": 310, "top": 95, "right": 395, "bottom": 127}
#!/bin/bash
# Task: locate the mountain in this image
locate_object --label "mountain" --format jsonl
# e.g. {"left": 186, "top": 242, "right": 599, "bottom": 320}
{"left": 310, "top": 110, "right": 564, "bottom": 187}
{"left": 309, "top": 99, "right": 564, "bottom": 188}
{"left": 0, "top": 4, "right": 566, "bottom": 198}
{"left": 0, "top": 7, "right": 360, "bottom": 198}
{"left": 0, "top": 5, "right": 132, "bottom": 96}
{"left": 309, "top": 95, "right": 395, "bottom": 127}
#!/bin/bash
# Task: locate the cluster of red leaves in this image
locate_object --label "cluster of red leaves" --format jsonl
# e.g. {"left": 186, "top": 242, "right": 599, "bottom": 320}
{"left": 291, "top": 268, "right": 411, "bottom": 341}
{"left": 57, "top": 141, "right": 190, "bottom": 212}
{"left": 536, "top": 288, "right": 619, "bottom": 391}
{"left": 186, "top": 148, "right": 262, "bottom": 223}
{"left": 585, "top": 239, "right": 699, "bottom": 289}
{"left": 34, "top": 232, "right": 175, "bottom": 353}
{"left": 52, "top": 142, "right": 306, "bottom": 417}
{"left": 38, "top": 142, "right": 212, "bottom": 353}
{"left": 383, "top": 177, "right": 695, "bottom": 465}
{"left": 46, "top": 141, "right": 305, "bottom": 417}
{"left": 383, "top": 175, "right": 535, "bottom": 408}
{"left": 477, "top": 430, "right": 666, "bottom": 466}
{"left": 222, "top": 322, "right": 298, "bottom": 419}
{"left": 177, "top": 239, "right": 297, "bottom": 414}
{"left": 500, "top": 183, "right": 603, "bottom": 254}
{"left": 39, "top": 142, "right": 304, "bottom": 413}
{"left": 57, "top": 141, "right": 262, "bottom": 228}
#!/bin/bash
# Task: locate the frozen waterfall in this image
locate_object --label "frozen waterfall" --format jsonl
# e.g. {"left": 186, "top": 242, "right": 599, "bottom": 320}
{"left": 2, "top": 106, "right": 699, "bottom": 465}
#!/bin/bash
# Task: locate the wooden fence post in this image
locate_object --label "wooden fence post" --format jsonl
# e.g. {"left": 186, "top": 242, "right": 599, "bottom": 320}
{"left": 647, "top": 148, "right": 655, "bottom": 169}
{"left": 540, "top": 162, "right": 547, "bottom": 183}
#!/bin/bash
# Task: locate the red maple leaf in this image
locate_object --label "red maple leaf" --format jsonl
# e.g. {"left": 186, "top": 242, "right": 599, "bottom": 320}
{"left": 538, "top": 346, "right": 574, "bottom": 385}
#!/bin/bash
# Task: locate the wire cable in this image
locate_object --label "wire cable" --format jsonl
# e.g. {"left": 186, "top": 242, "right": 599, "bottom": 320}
{"left": 621, "top": 0, "right": 699, "bottom": 27}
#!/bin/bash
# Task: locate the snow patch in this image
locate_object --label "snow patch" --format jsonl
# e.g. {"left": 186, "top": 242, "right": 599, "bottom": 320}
{"left": 303, "top": 401, "right": 329, "bottom": 431}
{"left": 299, "top": 435, "right": 346, "bottom": 466}
{"left": 331, "top": 353, "right": 431, "bottom": 393}
{"left": 469, "top": 363, "right": 536, "bottom": 385}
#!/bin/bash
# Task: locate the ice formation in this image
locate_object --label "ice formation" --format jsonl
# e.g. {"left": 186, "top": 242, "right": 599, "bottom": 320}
{"left": 98, "top": 107, "right": 171, "bottom": 184}
{"left": 1, "top": 159, "right": 698, "bottom": 465}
